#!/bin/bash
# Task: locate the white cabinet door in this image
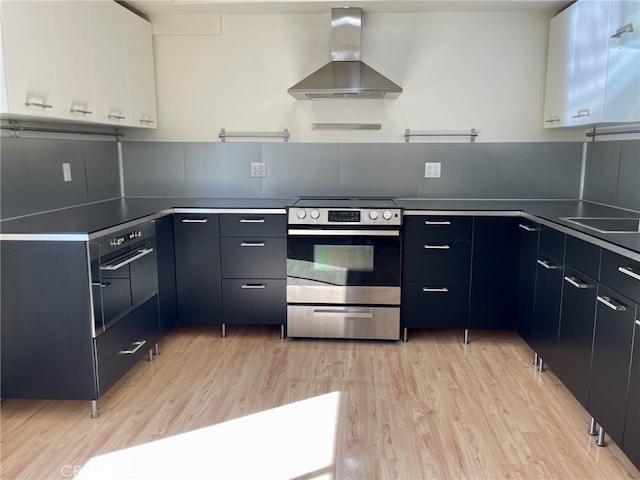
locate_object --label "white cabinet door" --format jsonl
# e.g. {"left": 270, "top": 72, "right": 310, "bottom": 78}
{"left": 89, "top": 0, "right": 129, "bottom": 126}
{"left": 124, "top": 10, "right": 157, "bottom": 128}
{"left": 0, "top": 1, "right": 59, "bottom": 118}
{"left": 568, "top": 0, "right": 611, "bottom": 126}
{"left": 543, "top": 4, "right": 577, "bottom": 128}
{"left": 604, "top": 0, "right": 640, "bottom": 123}
{"left": 50, "top": 1, "right": 96, "bottom": 122}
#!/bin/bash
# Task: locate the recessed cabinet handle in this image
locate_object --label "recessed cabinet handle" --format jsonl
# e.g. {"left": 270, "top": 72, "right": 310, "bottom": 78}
{"left": 240, "top": 241, "right": 266, "bottom": 247}
{"left": 564, "top": 276, "right": 591, "bottom": 289}
{"left": 182, "top": 218, "right": 208, "bottom": 223}
{"left": 240, "top": 218, "right": 266, "bottom": 223}
{"left": 618, "top": 266, "right": 640, "bottom": 282}
{"left": 241, "top": 284, "right": 266, "bottom": 289}
{"left": 572, "top": 109, "right": 590, "bottom": 118}
{"left": 518, "top": 223, "right": 537, "bottom": 232}
{"left": 537, "top": 259, "right": 560, "bottom": 270}
{"left": 25, "top": 100, "right": 53, "bottom": 109}
{"left": 597, "top": 295, "right": 626, "bottom": 312}
{"left": 611, "top": 23, "right": 634, "bottom": 39}
{"left": 422, "top": 287, "right": 449, "bottom": 293}
{"left": 424, "top": 220, "right": 451, "bottom": 225}
{"left": 119, "top": 340, "right": 147, "bottom": 355}
{"left": 424, "top": 244, "right": 450, "bottom": 249}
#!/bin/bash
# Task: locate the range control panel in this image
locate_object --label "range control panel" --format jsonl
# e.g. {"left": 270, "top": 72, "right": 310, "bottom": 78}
{"left": 288, "top": 207, "right": 402, "bottom": 226}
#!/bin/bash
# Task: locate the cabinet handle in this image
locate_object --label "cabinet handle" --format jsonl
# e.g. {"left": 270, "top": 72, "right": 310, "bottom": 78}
{"left": 181, "top": 218, "right": 208, "bottom": 223}
{"left": 100, "top": 248, "right": 154, "bottom": 271}
{"left": 564, "top": 276, "right": 592, "bottom": 289}
{"left": 422, "top": 287, "right": 449, "bottom": 293}
{"left": 119, "top": 340, "right": 147, "bottom": 355}
{"left": 108, "top": 113, "right": 126, "bottom": 120}
{"left": 518, "top": 223, "right": 537, "bottom": 232}
{"left": 424, "top": 244, "right": 450, "bottom": 249}
{"left": 313, "top": 307, "right": 373, "bottom": 319}
{"left": 241, "top": 284, "right": 266, "bottom": 289}
{"left": 618, "top": 266, "right": 640, "bottom": 282}
{"left": 91, "top": 282, "right": 110, "bottom": 288}
{"left": 537, "top": 259, "right": 560, "bottom": 270}
{"left": 240, "top": 241, "right": 266, "bottom": 247}
{"left": 597, "top": 295, "right": 627, "bottom": 312}
{"left": 240, "top": 218, "right": 265, "bottom": 223}
{"left": 611, "top": 23, "right": 634, "bottom": 39}
{"left": 424, "top": 220, "right": 451, "bottom": 225}
{"left": 572, "top": 109, "right": 590, "bottom": 119}
{"left": 70, "top": 107, "right": 92, "bottom": 115}
{"left": 636, "top": 319, "right": 640, "bottom": 326}
{"left": 544, "top": 116, "right": 560, "bottom": 123}
{"left": 139, "top": 118, "right": 155, "bottom": 124}
{"left": 25, "top": 100, "right": 53, "bottom": 109}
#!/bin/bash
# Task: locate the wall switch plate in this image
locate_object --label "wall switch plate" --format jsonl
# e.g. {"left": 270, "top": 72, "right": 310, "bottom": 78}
{"left": 62, "top": 163, "right": 72, "bottom": 182}
{"left": 424, "top": 162, "right": 441, "bottom": 178}
{"left": 250, "top": 162, "right": 266, "bottom": 178}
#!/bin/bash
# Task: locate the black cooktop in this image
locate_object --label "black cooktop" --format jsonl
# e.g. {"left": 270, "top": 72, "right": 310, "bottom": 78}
{"left": 291, "top": 197, "right": 399, "bottom": 209}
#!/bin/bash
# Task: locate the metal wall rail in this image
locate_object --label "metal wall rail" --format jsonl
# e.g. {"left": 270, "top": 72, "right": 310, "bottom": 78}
{"left": 218, "top": 128, "right": 289, "bottom": 142}
{"left": 586, "top": 126, "right": 640, "bottom": 141}
{"left": 404, "top": 128, "right": 478, "bottom": 143}
{"left": 1, "top": 121, "right": 123, "bottom": 139}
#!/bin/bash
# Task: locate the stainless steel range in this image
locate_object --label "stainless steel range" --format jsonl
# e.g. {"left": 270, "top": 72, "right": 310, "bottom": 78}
{"left": 286, "top": 198, "right": 402, "bottom": 340}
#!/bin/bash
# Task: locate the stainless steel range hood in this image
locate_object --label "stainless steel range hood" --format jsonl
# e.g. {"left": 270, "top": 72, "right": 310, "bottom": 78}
{"left": 288, "top": 8, "right": 402, "bottom": 100}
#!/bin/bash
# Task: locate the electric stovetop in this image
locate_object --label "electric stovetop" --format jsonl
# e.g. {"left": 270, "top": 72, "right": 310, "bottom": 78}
{"left": 290, "top": 197, "right": 400, "bottom": 209}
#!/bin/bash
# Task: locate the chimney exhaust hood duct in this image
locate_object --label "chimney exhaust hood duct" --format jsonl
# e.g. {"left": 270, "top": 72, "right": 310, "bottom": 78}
{"left": 288, "top": 8, "right": 402, "bottom": 100}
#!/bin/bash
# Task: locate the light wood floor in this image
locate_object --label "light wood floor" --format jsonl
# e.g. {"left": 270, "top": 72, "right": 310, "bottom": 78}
{"left": 1, "top": 325, "right": 639, "bottom": 479}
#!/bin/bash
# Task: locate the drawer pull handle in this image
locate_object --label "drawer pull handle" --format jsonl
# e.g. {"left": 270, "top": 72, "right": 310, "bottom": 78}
{"left": 564, "top": 276, "right": 591, "bottom": 289}
{"left": 240, "top": 218, "right": 265, "bottom": 223}
{"left": 424, "top": 220, "right": 451, "bottom": 225}
{"left": 91, "top": 282, "right": 110, "bottom": 288}
{"left": 597, "top": 295, "right": 626, "bottom": 312}
{"left": 611, "top": 22, "right": 634, "bottom": 39}
{"left": 182, "top": 218, "right": 208, "bottom": 223}
{"left": 108, "top": 113, "right": 126, "bottom": 120}
{"left": 618, "top": 266, "right": 640, "bottom": 281}
{"left": 518, "top": 223, "right": 537, "bottom": 232}
{"left": 537, "top": 259, "right": 559, "bottom": 270}
{"left": 240, "top": 241, "right": 266, "bottom": 247}
{"left": 25, "top": 99, "right": 53, "bottom": 109}
{"left": 572, "top": 109, "right": 590, "bottom": 119}
{"left": 313, "top": 308, "right": 373, "bottom": 319}
{"left": 241, "top": 284, "right": 266, "bottom": 289}
{"left": 422, "top": 287, "right": 449, "bottom": 293}
{"left": 544, "top": 116, "right": 560, "bottom": 123}
{"left": 424, "top": 244, "right": 450, "bottom": 250}
{"left": 636, "top": 320, "right": 640, "bottom": 326}
{"left": 120, "top": 340, "right": 147, "bottom": 355}
{"left": 139, "top": 118, "right": 155, "bottom": 124}
{"left": 70, "top": 107, "right": 93, "bottom": 115}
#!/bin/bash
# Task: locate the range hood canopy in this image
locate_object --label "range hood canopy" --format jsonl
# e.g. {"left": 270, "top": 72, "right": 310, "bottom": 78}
{"left": 288, "top": 8, "right": 402, "bottom": 100}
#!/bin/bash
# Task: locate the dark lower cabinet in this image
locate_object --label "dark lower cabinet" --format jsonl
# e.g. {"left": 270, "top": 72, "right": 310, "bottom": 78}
{"left": 221, "top": 279, "right": 286, "bottom": 325}
{"left": 155, "top": 215, "right": 177, "bottom": 335}
{"left": 589, "top": 285, "right": 636, "bottom": 446}
{"left": 623, "top": 314, "right": 640, "bottom": 469}
{"left": 173, "top": 214, "right": 222, "bottom": 325}
{"left": 402, "top": 282, "right": 470, "bottom": 329}
{"left": 516, "top": 221, "right": 539, "bottom": 343}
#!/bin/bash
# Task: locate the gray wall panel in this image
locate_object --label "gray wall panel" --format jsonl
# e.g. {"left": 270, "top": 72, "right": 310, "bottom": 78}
{"left": 84, "top": 142, "right": 120, "bottom": 202}
{"left": 1, "top": 138, "right": 31, "bottom": 219}
{"left": 617, "top": 141, "right": 640, "bottom": 211}
{"left": 583, "top": 142, "right": 622, "bottom": 206}
{"left": 122, "top": 142, "right": 186, "bottom": 197}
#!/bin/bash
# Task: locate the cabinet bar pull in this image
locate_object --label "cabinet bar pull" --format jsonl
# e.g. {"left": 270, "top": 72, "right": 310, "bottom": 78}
{"left": 424, "top": 244, "right": 450, "bottom": 249}
{"left": 139, "top": 119, "right": 155, "bottom": 124}
{"left": 182, "top": 218, "right": 208, "bottom": 223}
{"left": 91, "top": 282, "right": 110, "bottom": 288}
{"left": 241, "top": 284, "right": 266, "bottom": 289}
{"left": 636, "top": 320, "right": 640, "bottom": 326}
{"left": 240, "top": 218, "right": 265, "bottom": 223}
{"left": 100, "top": 248, "right": 154, "bottom": 271}
{"left": 537, "top": 259, "right": 559, "bottom": 270}
{"left": 313, "top": 307, "right": 373, "bottom": 319}
{"left": 424, "top": 220, "right": 451, "bottom": 225}
{"left": 70, "top": 107, "right": 92, "bottom": 115}
{"left": 25, "top": 100, "right": 53, "bottom": 109}
{"left": 240, "top": 241, "right": 265, "bottom": 247}
{"left": 422, "top": 287, "right": 449, "bottom": 293}
{"left": 572, "top": 109, "right": 590, "bottom": 119}
{"left": 564, "top": 276, "right": 591, "bottom": 289}
{"left": 108, "top": 114, "right": 126, "bottom": 120}
{"left": 597, "top": 295, "right": 626, "bottom": 312}
{"left": 611, "top": 23, "right": 634, "bottom": 39}
{"left": 545, "top": 116, "right": 560, "bottom": 123}
{"left": 618, "top": 266, "right": 640, "bottom": 281}
{"left": 518, "top": 223, "right": 537, "bottom": 232}
{"left": 119, "top": 340, "right": 147, "bottom": 355}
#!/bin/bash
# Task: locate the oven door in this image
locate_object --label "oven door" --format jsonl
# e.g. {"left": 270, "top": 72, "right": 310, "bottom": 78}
{"left": 287, "top": 228, "right": 401, "bottom": 305}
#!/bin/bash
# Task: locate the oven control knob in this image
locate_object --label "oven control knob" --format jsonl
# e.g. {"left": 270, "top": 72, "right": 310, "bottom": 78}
{"left": 369, "top": 210, "right": 379, "bottom": 220}
{"left": 296, "top": 209, "right": 306, "bottom": 219}
{"left": 310, "top": 210, "right": 320, "bottom": 219}
{"left": 383, "top": 210, "right": 393, "bottom": 220}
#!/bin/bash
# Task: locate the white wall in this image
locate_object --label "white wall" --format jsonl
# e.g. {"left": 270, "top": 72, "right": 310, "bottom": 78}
{"left": 125, "top": 10, "right": 587, "bottom": 142}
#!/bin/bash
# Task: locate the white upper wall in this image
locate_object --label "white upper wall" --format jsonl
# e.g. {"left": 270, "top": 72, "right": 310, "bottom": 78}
{"left": 124, "top": 10, "right": 586, "bottom": 142}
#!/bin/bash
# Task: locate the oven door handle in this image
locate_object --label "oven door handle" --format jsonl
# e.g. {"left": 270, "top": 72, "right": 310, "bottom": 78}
{"left": 313, "top": 307, "right": 373, "bottom": 318}
{"left": 100, "top": 248, "right": 154, "bottom": 271}
{"left": 288, "top": 229, "right": 399, "bottom": 237}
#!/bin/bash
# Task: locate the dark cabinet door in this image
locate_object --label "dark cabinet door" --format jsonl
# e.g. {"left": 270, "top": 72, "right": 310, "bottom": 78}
{"left": 402, "top": 282, "right": 470, "bottom": 328}
{"left": 173, "top": 214, "right": 221, "bottom": 325}
{"left": 222, "top": 279, "right": 286, "bottom": 325}
{"left": 516, "top": 221, "right": 539, "bottom": 343}
{"left": 220, "top": 237, "right": 286, "bottom": 278}
{"left": 589, "top": 285, "right": 636, "bottom": 446}
{"left": 531, "top": 253, "right": 564, "bottom": 367}
{"left": 555, "top": 266, "right": 598, "bottom": 408}
{"left": 470, "top": 217, "right": 519, "bottom": 330}
{"left": 623, "top": 315, "right": 640, "bottom": 469}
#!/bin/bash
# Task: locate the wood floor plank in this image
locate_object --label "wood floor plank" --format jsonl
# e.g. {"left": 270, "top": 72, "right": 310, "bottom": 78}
{"left": 1, "top": 325, "right": 639, "bottom": 479}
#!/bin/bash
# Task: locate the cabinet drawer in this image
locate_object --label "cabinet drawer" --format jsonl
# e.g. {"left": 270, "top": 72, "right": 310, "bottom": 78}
{"left": 600, "top": 249, "right": 640, "bottom": 304}
{"left": 565, "top": 235, "right": 601, "bottom": 280}
{"left": 403, "top": 239, "right": 471, "bottom": 282}
{"left": 220, "top": 237, "right": 286, "bottom": 278}
{"left": 403, "top": 216, "right": 472, "bottom": 240}
{"left": 402, "top": 282, "right": 470, "bottom": 328}
{"left": 221, "top": 279, "right": 286, "bottom": 325}
{"left": 95, "top": 296, "right": 159, "bottom": 397}
{"left": 539, "top": 225, "right": 566, "bottom": 261}
{"left": 220, "top": 214, "right": 286, "bottom": 237}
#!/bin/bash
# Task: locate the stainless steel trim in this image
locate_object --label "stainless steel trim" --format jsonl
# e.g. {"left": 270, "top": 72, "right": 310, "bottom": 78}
{"left": 403, "top": 210, "right": 521, "bottom": 217}
{"left": 423, "top": 244, "right": 450, "bottom": 249}
{"left": 174, "top": 208, "right": 286, "bottom": 215}
{"left": 240, "top": 218, "right": 265, "bottom": 223}
{"left": 287, "top": 285, "right": 401, "bottom": 305}
{"left": 70, "top": 107, "right": 92, "bottom": 115}
{"left": 241, "top": 284, "right": 266, "bottom": 289}
{"left": 313, "top": 307, "right": 373, "bottom": 319}
{"left": 0, "top": 233, "right": 90, "bottom": 241}
{"left": 422, "top": 287, "right": 449, "bottom": 292}
{"left": 597, "top": 295, "right": 627, "bottom": 311}
{"left": 518, "top": 223, "right": 537, "bottom": 232}
{"left": 424, "top": 220, "right": 451, "bottom": 225}
{"left": 99, "top": 248, "right": 154, "bottom": 271}
{"left": 181, "top": 218, "right": 208, "bottom": 223}
{"left": 240, "top": 241, "right": 266, "bottom": 247}
{"left": 618, "top": 266, "right": 640, "bottom": 281}
{"left": 86, "top": 243, "right": 97, "bottom": 339}
{"left": 287, "top": 229, "right": 399, "bottom": 237}
{"left": 537, "top": 259, "right": 559, "bottom": 270}
{"left": 119, "top": 340, "right": 147, "bottom": 355}
{"left": 564, "top": 276, "right": 591, "bottom": 289}
{"left": 611, "top": 22, "right": 634, "bottom": 38}
{"left": 25, "top": 100, "right": 53, "bottom": 109}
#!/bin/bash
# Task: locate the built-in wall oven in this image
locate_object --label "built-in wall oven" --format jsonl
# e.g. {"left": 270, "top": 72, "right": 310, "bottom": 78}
{"left": 286, "top": 198, "right": 402, "bottom": 340}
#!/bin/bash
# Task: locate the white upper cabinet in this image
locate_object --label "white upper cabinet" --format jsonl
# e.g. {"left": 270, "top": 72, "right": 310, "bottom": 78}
{"left": 124, "top": 10, "right": 157, "bottom": 128}
{"left": 0, "top": 1, "right": 60, "bottom": 118}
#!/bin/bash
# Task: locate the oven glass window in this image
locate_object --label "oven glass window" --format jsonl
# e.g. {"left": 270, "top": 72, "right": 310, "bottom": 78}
{"left": 314, "top": 245, "right": 374, "bottom": 272}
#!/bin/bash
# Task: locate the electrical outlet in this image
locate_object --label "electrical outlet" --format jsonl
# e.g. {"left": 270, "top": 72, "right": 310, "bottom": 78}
{"left": 62, "top": 163, "right": 72, "bottom": 182}
{"left": 424, "top": 162, "right": 441, "bottom": 178}
{"left": 250, "top": 162, "right": 266, "bottom": 178}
